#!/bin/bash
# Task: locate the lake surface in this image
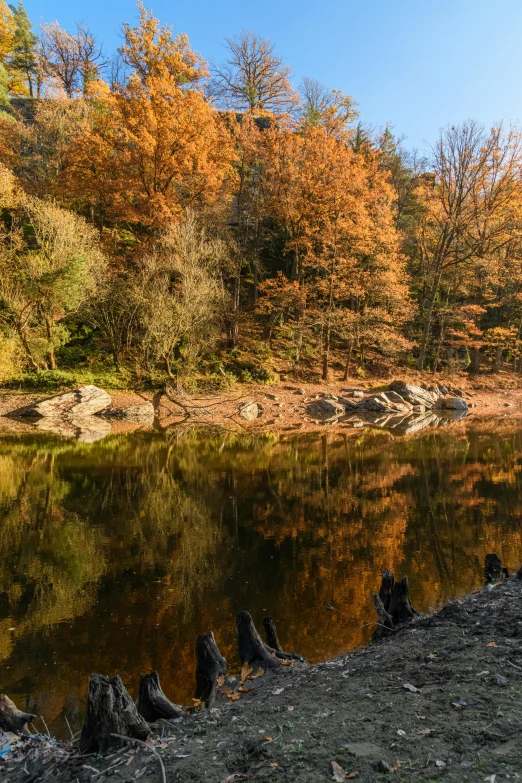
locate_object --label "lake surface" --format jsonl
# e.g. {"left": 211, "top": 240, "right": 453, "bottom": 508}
{"left": 1, "top": 419, "right": 521, "bottom": 738}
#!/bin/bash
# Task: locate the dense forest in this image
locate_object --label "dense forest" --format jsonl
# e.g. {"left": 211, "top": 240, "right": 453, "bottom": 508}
{"left": 1, "top": 0, "right": 522, "bottom": 390}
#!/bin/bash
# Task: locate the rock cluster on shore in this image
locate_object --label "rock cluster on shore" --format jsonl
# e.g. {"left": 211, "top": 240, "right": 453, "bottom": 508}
{"left": 303, "top": 380, "right": 469, "bottom": 433}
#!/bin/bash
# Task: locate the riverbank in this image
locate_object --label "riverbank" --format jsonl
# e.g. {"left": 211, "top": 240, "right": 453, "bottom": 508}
{"left": 1, "top": 372, "right": 522, "bottom": 437}
{"left": 2, "top": 569, "right": 522, "bottom": 782}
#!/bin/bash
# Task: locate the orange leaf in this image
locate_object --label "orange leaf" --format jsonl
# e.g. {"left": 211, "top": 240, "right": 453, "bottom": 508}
{"left": 217, "top": 675, "right": 225, "bottom": 687}
{"left": 248, "top": 668, "right": 265, "bottom": 680}
{"left": 261, "top": 736, "right": 273, "bottom": 742}
{"left": 487, "top": 642, "right": 497, "bottom": 647}
{"left": 227, "top": 692, "right": 241, "bottom": 701}
{"left": 240, "top": 663, "right": 253, "bottom": 683}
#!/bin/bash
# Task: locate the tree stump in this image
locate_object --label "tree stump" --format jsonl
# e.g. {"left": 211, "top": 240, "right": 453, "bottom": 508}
{"left": 136, "top": 671, "right": 184, "bottom": 722}
{"left": 0, "top": 694, "right": 35, "bottom": 733}
{"left": 263, "top": 616, "right": 307, "bottom": 663}
{"left": 195, "top": 632, "right": 227, "bottom": 707}
{"left": 371, "top": 593, "right": 396, "bottom": 642}
{"left": 80, "top": 674, "right": 150, "bottom": 754}
{"left": 236, "top": 611, "right": 282, "bottom": 669}
{"left": 485, "top": 553, "right": 508, "bottom": 580}
{"left": 263, "top": 616, "right": 283, "bottom": 652}
{"left": 371, "top": 569, "right": 417, "bottom": 642}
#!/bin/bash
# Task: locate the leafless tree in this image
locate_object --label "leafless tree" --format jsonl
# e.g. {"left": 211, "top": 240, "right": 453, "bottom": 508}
{"left": 208, "top": 30, "right": 298, "bottom": 114}
{"left": 299, "top": 76, "right": 358, "bottom": 132}
{"left": 39, "top": 21, "right": 107, "bottom": 97}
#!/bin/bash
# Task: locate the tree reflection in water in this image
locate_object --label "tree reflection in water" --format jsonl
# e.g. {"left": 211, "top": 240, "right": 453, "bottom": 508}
{"left": 0, "top": 420, "right": 521, "bottom": 736}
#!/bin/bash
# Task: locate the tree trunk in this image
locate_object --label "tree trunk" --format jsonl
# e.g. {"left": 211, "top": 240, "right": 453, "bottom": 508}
{"left": 236, "top": 611, "right": 282, "bottom": 670}
{"left": 136, "top": 671, "right": 184, "bottom": 722}
{"left": 230, "top": 256, "right": 242, "bottom": 348}
{"left": 342, "top": 342, "right": 353, "bottom": 382}
{"left": 417, "top": 271, "right": 442, "bottom": 371}
{"left": 472, "top": 347, "right": 480, "bottom": 374}
{"left": 322, "top": 323, "right": 330, "bottom": 382}
{"left": 16, "top": 323, "right": 39, "bottom": 372}
{"left": 195, "top": 632, "right": 227, "bottom": 707}
{"left": 0, "top": 695, "right": 36, "bottom": 733}
{"left": 494, "top": 345, "right": 502, "bottom": 373}
{"left": 45, "top": 317, "right": 56, "bottom": 370}
{"left": 80, "top": 674, "right": 150, "bottom": 754}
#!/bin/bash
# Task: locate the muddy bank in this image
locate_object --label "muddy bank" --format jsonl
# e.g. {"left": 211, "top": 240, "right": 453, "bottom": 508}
{"left": 3, "top": 570, "right": 522, "bottom": 782}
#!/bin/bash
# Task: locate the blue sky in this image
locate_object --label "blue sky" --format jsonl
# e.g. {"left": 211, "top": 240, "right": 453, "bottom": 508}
{"left": 23, "top": 0, "right": 522, "bottom": 150}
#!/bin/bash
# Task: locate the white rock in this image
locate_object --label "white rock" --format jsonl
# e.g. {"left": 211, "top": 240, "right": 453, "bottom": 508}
{"left": 33, "top": 385, "right": 111, "bottom": 418}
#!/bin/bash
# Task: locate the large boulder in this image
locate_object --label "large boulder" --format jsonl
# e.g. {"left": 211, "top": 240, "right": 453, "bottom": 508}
{"left": 32, "top": 385, "right": 112, "bottom": 419}
{"left": 384, "top": 390, "right": 410, "bottom": 406}
{"left": 441, "top": 397, "right": 468, "bottom": 411}
{"left": 388, "top": 381, "right": 437, "bottom": 408}
{"left": 357, "top": 396, "right": 388, "bottom": 413}
{"left": 356, "top": 392, "right": 411, "bottom": 415}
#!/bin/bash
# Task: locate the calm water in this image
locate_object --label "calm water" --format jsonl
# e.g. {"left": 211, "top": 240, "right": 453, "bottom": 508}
{"left": 1, "top": 420, "right": 521, "bottom": 737}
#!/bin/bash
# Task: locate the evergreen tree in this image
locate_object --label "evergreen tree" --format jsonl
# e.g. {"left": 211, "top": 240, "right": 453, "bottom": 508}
{"left": 9, "top": 2, "right": 37, "bottom": 97}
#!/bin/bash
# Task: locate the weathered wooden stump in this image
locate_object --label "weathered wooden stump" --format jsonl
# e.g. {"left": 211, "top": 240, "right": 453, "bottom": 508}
{"left": 371, "top": 593, "right": 395, "bottom": 642}
{"left": 136, "top": 671, "right": 184, "bottom": 722}
{"left": 0, "top": 694, "right": 35, "bottom": 733}
{"left": 372, "top": 569, "right": 417, "bottom": 642}
{"left": 80, "top": 674, "right": 150, "bottom": 753}
{"left": 263, "top": 616, "right": 307, "bottom": 663}
{"left": 485, "top": 553, "right": 508, "bottom": 580}
{"left": 236, "top": 611, "right": 282, "bottom": 669}
{"left": 195, "top": 632, "right": 227, "bottom": 707}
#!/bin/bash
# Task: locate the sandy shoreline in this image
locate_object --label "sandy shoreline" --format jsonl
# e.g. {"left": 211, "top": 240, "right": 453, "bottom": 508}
{"left": 1, "top": 376, "right": 522, "bottom": 438}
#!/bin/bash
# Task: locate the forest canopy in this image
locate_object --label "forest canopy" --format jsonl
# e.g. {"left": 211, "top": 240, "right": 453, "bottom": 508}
{"left": 1, "top": 1, "right": 522, "bottom": 389}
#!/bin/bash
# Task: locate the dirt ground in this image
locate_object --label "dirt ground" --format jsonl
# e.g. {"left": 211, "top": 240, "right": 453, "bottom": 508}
{"left": 1, "top": 371, "right": 522, "bottom": 436}
{"left": 2, "top": 570, "right": 522, "bottom": 782}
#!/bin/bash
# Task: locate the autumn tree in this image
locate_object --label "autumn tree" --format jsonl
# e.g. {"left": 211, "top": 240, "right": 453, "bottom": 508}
{"left": 61, "top": 3, "right": 235, "bottom": 232}
{"left": 0, "top": 187, "right": 106, "bottom": 370}
{"left": 209, "top": 30, "right": 298, "bottom": 115}
{"left": 414, "top": 121, "right": 522, "bottom": 371}
{"left": 0, "top": 0, "right": 29, "bottom": 100}
{"left": 127, "top": 211, "right": 229, "bottom": 378}
{"left": 259, "top": 121, "right": 411, "bottom": 379}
